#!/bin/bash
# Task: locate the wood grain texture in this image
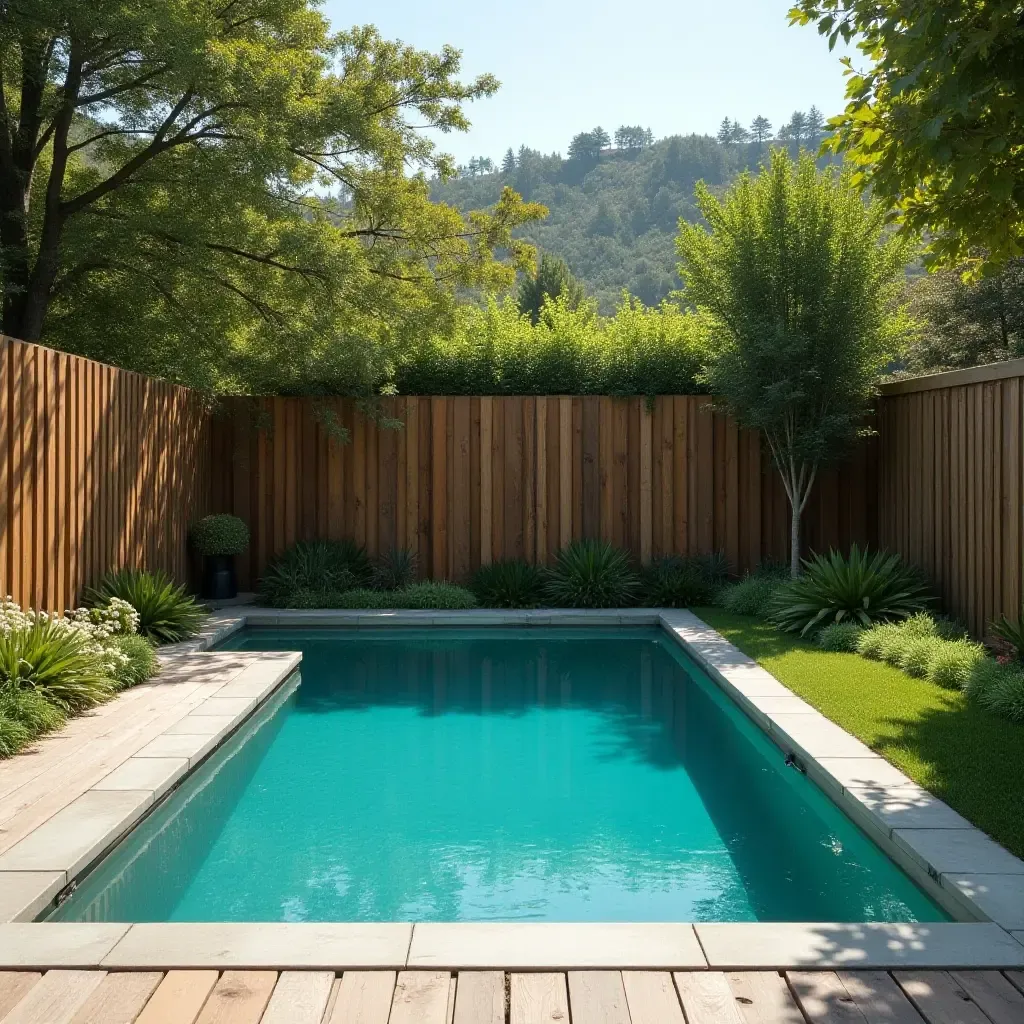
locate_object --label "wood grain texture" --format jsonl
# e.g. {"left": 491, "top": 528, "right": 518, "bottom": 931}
{"left": 621, "top": 972, "right": 685, "bottom": 1024}
{"left": 674, "top": 972, "right": 746, "bottom": 1024}
{"left": 259, "top": 972, "right": 334, "bottom": 1024}
{"left": 787, "top": 972, "right": 868, "bottom": 1024}
{"left": 0, "top": 972, "right": 41, "bottom": 1020}
{"left": 134, "top": 971, "right": 220, "bottom": 1024}
{"left": 567, "top": 971, "right": 630, "bottom": 1024}
{"left": 834, "top": 970, "right": 925, "bottom": 1024}
{"left": 726, "top": 972, "right": 804, "bottom": 1024}
{"left": 325, "top": 971, "right": 396, "bottom": 1024}
{"left": 388, "top": 972, "right": 451, "bottom": 1024}
{"left": 948, "top": 972, "right": 1024, "bottom": 1024}
{"left": 511, "top": 973, "right": 569, "bottom": 1024}
{"left": 2, "top": 970, "right": 106, "bottom": 1024}
{"left": 68, "top": 972, "right": 163, "bottom": 1024}
{"left": 453, "top": 971, "right": 504, "bottom": 1024}
{"left": 194, "top": 972, "right": 277, "bottom": 1024}
{"left": 893, "top": 972, "right": 992, "bottom": 1024}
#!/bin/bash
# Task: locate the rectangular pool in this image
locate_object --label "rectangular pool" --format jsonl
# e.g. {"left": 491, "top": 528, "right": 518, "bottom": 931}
{"left": 53, "top": 628, "right": 945, "bottom": 923}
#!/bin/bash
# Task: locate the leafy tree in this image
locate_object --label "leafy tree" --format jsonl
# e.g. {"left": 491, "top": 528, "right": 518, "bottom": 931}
{"left": 502, "top": 148, "right": 516, "bottom": 174}
{"left": 515, "top": 253, "right": 586, "bottom": 323}
{"left": 614, "top": 125, "right": 652, "bottom": 152}
{"left": 790, "top": 0, "right": 1024, "bottom": 274}
{"left": 904, "top": 259, "right": 1024, "bottom": 372}
{"left": 0, "top": 0, "right": 541, "bottom": 392}
{"left": 750, "top": 115, "right": 773, "bottom": 147}
{"left": 676, "top": 149, "right": 913, "bottom": 575}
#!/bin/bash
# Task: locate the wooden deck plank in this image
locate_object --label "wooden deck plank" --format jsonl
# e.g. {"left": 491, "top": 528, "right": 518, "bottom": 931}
{"left": 325, "top": 971, "right": 396, "bottom": 1024}
{"left": 135, "top": 971, "right": 220, "bottom": 1024}
{"left": 453, "top": 971, "right": 504, "bottom": 1024}
{"left": 321, "top": 978, "right": 342, "bottom": 1024}
{"left": 727, "top": 972, "right": 804, "bottom": 1024}
{"left": 949, "top": 971, "right": 1024, "bottom": 1024}
{"left": 510, "top": 973, "right": 569, "bottom": 1024}
{"left": 389, "top": 971, "right": 451, "bottom": 1024}
{"left": 0, "top": 972, "right": 41, "bottom": 1020}
{"left": 621, "top": 971, "right": 685, "bottom": 1024}
{"left": 568, "top": 971, "right": 630, "bottom": 1024}
{"left": 834, "top": 971, "right": 925, "bottom": 1024}
{"left": 194, "top": 971, "right": 276, "bottom": 1024}
{"left": 674, "top": 972, "right": 745, "bottom": 1024}
{"left": 787, "top": 972, "right": 867, "bottom": 1024}
{"left": 1, "top": 969, "right": 105, "bottom": 1024}
{"left": 68, "top": 971, "right": 163, "bottom": 1024}
{"left": 893, "top": 972, "right": 992, "bottom": 1024}
{"left": 259, "top": 972, "right": 334, "bottom": 1024}
{"left": 446, "top": 975, "right": 457, "bottom": 1024}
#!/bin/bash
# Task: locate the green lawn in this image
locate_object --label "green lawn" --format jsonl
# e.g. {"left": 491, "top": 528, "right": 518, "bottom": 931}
{"left": 694, "top": 608, "right": 1024, "bottom": 859}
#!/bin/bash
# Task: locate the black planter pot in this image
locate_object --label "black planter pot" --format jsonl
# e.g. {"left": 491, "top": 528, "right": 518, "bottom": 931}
{"left": 202, "top": 554, "right": 238, "bottom": 601}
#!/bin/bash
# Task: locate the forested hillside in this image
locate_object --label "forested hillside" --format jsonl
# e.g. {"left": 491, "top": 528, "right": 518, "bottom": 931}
{"left": 431, "top": 119, "right": 834, "bottom": 312}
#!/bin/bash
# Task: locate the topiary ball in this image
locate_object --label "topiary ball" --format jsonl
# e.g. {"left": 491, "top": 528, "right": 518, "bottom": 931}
{"left": 190, "top": 514, "right": 250, "bottom": 556}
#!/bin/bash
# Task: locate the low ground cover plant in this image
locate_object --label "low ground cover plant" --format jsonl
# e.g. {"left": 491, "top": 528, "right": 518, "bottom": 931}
{"left": 471, "top": 560, "right": 546, "bottom": 608}
{"left": 259, "top": 540, "right": 372, "bottom": 607}
{"left": 287, "top": 582, "right": 478, "bottom": 610}
{"left": 717, "top": 562, "right": 789, "bottom": 618}
{"left": 639, "top": 556, "right": 718, "bottom": 608}
{"left": 544, "top": 540, "right": 640, "bottom": 608}
{"left": 87, "top": 568, "right": 206, "bottom": 644}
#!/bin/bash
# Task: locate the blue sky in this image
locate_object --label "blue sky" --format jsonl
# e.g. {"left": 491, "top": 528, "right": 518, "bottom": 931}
{"left": 322, "top": 0, "right": 854, "bottom": 165}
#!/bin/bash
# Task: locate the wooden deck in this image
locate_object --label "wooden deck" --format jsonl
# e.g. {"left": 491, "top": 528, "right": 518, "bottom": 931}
{"left": 0, "top": 968, "right": 1022, "bottom": 1024}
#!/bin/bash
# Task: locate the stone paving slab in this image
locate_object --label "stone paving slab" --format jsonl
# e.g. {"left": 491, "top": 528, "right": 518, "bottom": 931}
{"left": 694, "top": 923, "right": 1024, "bottom": 969}
{"left": 942, "top": 875, "right": 1024, "bottom": 931}
{"left": 844, "top": 786, "right": 975, "bottom": 832}
{"left": 893, "top": 828, "right": 1024, "bottom": 877}
{"left": 0, "top": 871, "right": 64, "bottom": 923}
{"left": 0, "top": 923, "right": 131, "bottom": 967}
{"left": 91, "top": 756, "right": 189, "bottom": 800}
{"left": 407, "top": 923, "right": 707, "bottom": 969}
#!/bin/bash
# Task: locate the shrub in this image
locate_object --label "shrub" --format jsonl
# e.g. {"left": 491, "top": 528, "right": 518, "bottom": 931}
{"left": 259, "top": 540, "right": 370, "bottom": 607}
{"left": 370, "top": 549, "right": 417, "bottom": 591}
{"left": 190, "top": 514, "right": 250, "bottom": 557}
{"left": 856, "top": 622, "right": 903, "bottom": 661}
{"left": 111, "top": 634, "right": 159, "bottom": 689}
{"left": 770, "top": 546, "right": 932, "bottom": 636}
{"left": 964, "top": 656, "right": 1010, "bottom": 702}
{"left": 691, "top": 552, "right": 731, "bottom": 586}
{"left": 717, "top": 568, "right": 788, "bottom": 618}
{"left": 990, "top": 605, "right": 1024, "bottom": 661}
{"left": 900, "top": 635, "right": 945, "bottom": 678}
{"left": 928, "top": 639, "right": 985, "bottom": 689}
{"left": 977, "top": 665, "right": 1024, "bottom": 722}
{"left": 471, "top": 560, "right": 546, "bottom": 608}
{"left": 816, "top": 622, "right": 865, "bottom": 652}
{"left": 0, "top": 687, "right": 66, "bottom": 758}
{"left": 86, "top": 569, "right": 206, "bottom": 645}
{"left": 544, "top": 540, "right": 639, "bottom": 608}
{"left": 639, "top": 557, "right": 716, "bottom": 607}
{"left": 394, "top": 582, "right": 477, "bottom": 610}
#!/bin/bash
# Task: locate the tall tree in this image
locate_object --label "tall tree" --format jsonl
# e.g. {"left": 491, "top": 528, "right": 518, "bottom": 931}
{"left": 615, "top": 125, "right": 651, "bottom": 152}
{"left": 805, "top": 105, "right": 827, "bottom": 138}
{"left": 779, "top": 110, "right": 809, "bottom": 143}
{"left": 716, "top": 117, "right": 734, "bottom": 144}
{"left": 676, "top": 149, "right": 913, "bottom": 575}
{"left": 728, "top": 121, "right": 751, "bottom": 144}
{"left": 750, "top": 115, "right": 773, "bottom": 150}
{"left": 515, "top": 252, "right": 586, "bottom": 324}
{"left": 0, "top": 0, "right": 542, "bottom": 392}
{"left": 790, "top": 0, "right": 1024, "bottom": 274}
{"left": 501, "top": 148, "right": 516, "bottom": 174}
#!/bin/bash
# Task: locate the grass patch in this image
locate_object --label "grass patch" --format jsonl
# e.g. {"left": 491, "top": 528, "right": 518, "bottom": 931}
{"left": 695, "top": 607, "right": 1024, "bottom": 859}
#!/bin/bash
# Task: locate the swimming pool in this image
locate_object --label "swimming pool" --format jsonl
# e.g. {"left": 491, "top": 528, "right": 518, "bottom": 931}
{"left": 53, "top": 627, "right": 946, "bottom": 924}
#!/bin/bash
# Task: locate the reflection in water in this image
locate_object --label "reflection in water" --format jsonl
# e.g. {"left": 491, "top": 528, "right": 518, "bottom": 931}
{"left": 54, "top": 628, "right": 945, "bottom": 923}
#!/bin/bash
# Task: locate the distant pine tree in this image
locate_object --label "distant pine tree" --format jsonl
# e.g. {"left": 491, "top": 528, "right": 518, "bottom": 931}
{"left": 516, "top": 253, "right": 586, "bottom": 323}
{"left": 750, "top": 115, "right": 773, "bottom": 148}
{"left": 502, "top": 147, "right": 516, "bottom": 173}
{"left": 717, "top": 117, "right": 733, "bottom": 144}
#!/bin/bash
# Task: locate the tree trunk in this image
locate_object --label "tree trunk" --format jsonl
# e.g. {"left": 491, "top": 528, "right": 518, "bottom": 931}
{"left": 790, "top": 500, "right": 802, "bottom": 578}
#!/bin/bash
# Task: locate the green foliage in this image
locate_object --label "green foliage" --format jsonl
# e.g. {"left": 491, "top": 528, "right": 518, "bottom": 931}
{"left": 856, "top": 622, "right": 903, "bottom": 661}
{"left": 0, "top": 687, "right": 67, "bottom": 758}
{"left": 0, "top": 619, "right": 115, "bottom": 711}
{"left": 190, "top": 515, "right": 250, "bottom": 557}
{"left": 790, "top": 0, "right": 1024, "bottom": 273}
{"left": 544, "top": 541, "right": 639, "bottom": 608}
{"left": 929, "top": 639, "right": 986, "bottom": 690}
{"left": 370, "top": 549, "right": 417, "bottom": 592}
{"left": 816, "top": 621, "right": 864, "bottom": 652}
{"left": 678, "top": 149, "right": 914, "bottom": 573}
{"left": 259, "top": 540, "right": 371, "bottom": 607}
{"left": 975, "top": 664, "right": 1024, "bottom": 723}
{"left": 516, "top": 254, "right": 586, "bottom": 324}
{"left": 7, "top": 2, "right": 543, "bottom": 392}
{"left": 86, "top": 569, "right": 206, "bottom": 645}
{"left": 111, "top": 635, "right": 160, "bottom": 690}
{"left": 903, "top": 260, "right": 1024, "bottom": 374}
{"left": 770, "top": 546, "right": 932, "bottom": 635}
{"left": 990, "top": 605, "right": 1024, "bottom": 661}
{"left": 717, "top": 565, "right": 789, "bottom": 618}
{"left": 332, "top": 589, "right": 397, "bottom": 609}
{"left": 393, "top": 293, "right": 708, "bottom": 395}
{"left": 471, "top": 560, "right": 547, "bottom": 608}
{"left": 394, "top": 582, "right": 478, "bottom": 610}
{"left": 639, "top": 557, "right": 716, "bottom": 608}
{"left": 900, "top": 635, "right": 945, "bottom": 678}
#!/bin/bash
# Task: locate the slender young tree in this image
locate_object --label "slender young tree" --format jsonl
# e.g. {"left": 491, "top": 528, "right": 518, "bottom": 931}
{"left": 676, "top": 149, "right": 914, "bottom": 575}
{"left": 717, "top": 117, "right": 734, "bottom": 144}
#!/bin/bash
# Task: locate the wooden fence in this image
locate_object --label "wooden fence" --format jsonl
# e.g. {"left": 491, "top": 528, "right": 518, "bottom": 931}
{"left": 209, "top": 396, "right": 876, "bottom": 591}
{"left": 0, "top": 338, "right": 211, "bottom": 612}
{"left": 878, "top": 360, "right": 1024, "bottom": 637}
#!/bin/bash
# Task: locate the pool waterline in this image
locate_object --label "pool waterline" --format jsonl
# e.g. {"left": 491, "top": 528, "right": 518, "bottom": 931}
{"left": 52, "top": 627, "right": 948, "bottom": 925}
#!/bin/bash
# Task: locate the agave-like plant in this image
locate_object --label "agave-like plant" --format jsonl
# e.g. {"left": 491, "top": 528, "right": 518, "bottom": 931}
{"left": 370, "top": 548, "right": 417, "bottom": 591}
{"left": 258, "top": 539, "right": 371, "bottom": 606}
{"left": 544, "top": 540, "right": 639, "bottom": 609}
{"left": 638, "top": 556, "right": 715, "bottom": 608}
{"left": 990, "top": 605, "right": 1024, "bottom": 661}
{"left": 770, "top": 545, "right": 932, "bottom": 636}
{"left": 471, "top": 559, "right": 546, "bottom": 608}
{"left": 86, "top": 568, "right": 206, "bottom": 645}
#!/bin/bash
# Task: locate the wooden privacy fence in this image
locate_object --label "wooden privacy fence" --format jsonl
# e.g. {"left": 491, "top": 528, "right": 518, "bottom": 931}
{"left": 878, "top": 360, "right": 1024, "bottom": 637}
{"left": 210, "top": 396, "right": 876, "bottom": 591}
{"left": 0, "top": 338, "right": 211, "bottom": 611}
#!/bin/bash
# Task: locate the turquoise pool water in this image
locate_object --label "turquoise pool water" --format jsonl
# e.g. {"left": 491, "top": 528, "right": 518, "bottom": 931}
{"left": 54, "top": 628, "right": 945, "bottom": 923}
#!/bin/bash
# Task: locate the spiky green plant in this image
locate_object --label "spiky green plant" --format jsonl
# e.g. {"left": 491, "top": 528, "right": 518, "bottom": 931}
{"left": 639, "top": 557, "right": 716, "bottom": 608}
{"left": 990, "top": 605, "right": 1024, "bottom": 661}
{"left": 86, "top": 569, "right": 206, "bottom": 644}
{"left": 370, "top": 548, "right": 417, "bottom": 591}
{"left": 977, "top": 666, "right": 1024, "bottom": 723}
{"left": 471, "top": 560, "right": 546, "bottom": 608}
{"left": 544, "top": 541, "right": 639, "bottom": 608}
{"left": 258, "top": 540, "right": 370, "bottom": 607}
{"left": 0, "top": 686, "right": 67, "bottom": 758}
{"left": 770, "top": 546, "right": 932, "bottom": 636}
{"left": 717, "top": 564, "right": 789, "bottom": 618}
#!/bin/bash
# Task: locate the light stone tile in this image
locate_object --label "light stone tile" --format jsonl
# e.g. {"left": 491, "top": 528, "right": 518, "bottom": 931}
{"left": 815, "top": 757, "right": 916, "bottom": 792}
{"left": 0, "top": 871, "right": 65, "bottom": 922}
{"left": 133, "top": 732, "right": 218, "bottom": 764}
{"left": 0, "top": 923, "right": 131, "bottom": 967}
{"left": 745, "top": 695, "right": 819, "bottom": 715}
{"left": 845, "top": 786, "right": 974, "bottom": 831}
{"left": 942, "top": 874, "right": 1024, "bottom": 929}
{"left": 163, "top": 714, "right": 237, "bottom": 737}
{"left": 0, "top": 790, "right": 151, "bottom": 876}
{"left": 768, "top": 714, "right": 876, "bottom": 759}
{"left": 893, "top": 828, "right": 1024, "bottom": 876}
{"left": 407, "top": 923, "right": 706, "bottom": 969}
{"left": 92, "top": 756, "right": 188, "bottom": 799}
{"left": 102, "top": 922, "right": 413, "bottom": 968}
{"left": 190, "top": 697, "right": 257, "bottom": 717}
{"left": 694, "top": 922, "right": 1024, "bottom": 969}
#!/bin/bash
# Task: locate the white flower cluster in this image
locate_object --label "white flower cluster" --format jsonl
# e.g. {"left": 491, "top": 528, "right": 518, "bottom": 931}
{"left": 1, "top": 597, "right": 139, "bottom": 676}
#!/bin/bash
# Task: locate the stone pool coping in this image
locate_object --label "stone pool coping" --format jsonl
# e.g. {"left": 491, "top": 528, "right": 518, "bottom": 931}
{"left": 0, "top": 606, "right": 1022, "bottom": 971}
